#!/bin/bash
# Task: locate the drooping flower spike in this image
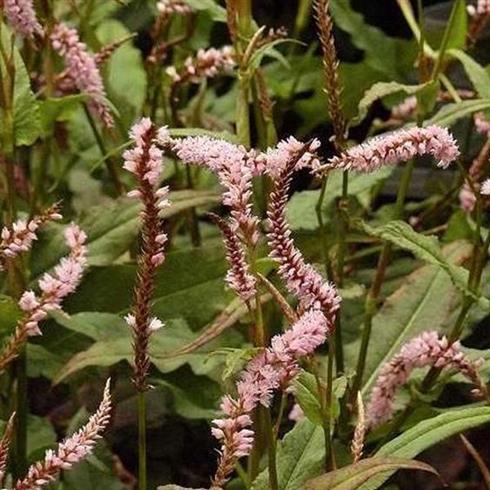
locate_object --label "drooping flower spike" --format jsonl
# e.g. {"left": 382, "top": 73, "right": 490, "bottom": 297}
{"left": 211, "top": 309, "right": 329, "bottom": 488}
{"left": 366, "top": 331, "right": 487, "bottom": 428}
{"left": 318, "top": 125, "right": 459, "bottom": 174}
{"left": 266, "top": 140, "right": 341, "bottom": 323}
{"left": 51, "top": 23, "right": 114, "bottom": 128}
{"left": 0, "top": 223, "right": 87, "bottom": 372}
{"left": 13, "top": 379, "right": 112, "bottom": 490}
{"left": 123, "top": 118, "right": 170, "bottom": 391}
{"left": 0, "top": 204, "right": 62, "bottom": 269}
{"left": 3, "top": 0, "right": 42, "bottom": 38}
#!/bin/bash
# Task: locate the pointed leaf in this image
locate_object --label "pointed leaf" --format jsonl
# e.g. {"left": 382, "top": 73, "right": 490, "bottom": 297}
{"left": 304, "top": 457, "right": 437, "bottom": 490}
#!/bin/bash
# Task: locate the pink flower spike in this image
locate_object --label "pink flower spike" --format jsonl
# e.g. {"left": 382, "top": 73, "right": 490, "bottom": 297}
{"left": 366, "top": 331, "right": 487, "bottom": 428}
{"left": 322, "top": 125, "right": 459, "bottom": 173}
{"left": 50, "top": 23, "right": 114, "bottom": 128}
{"left": 4, "top": 0, "right": 42, "bottom": 38}
{"left": 13, "top": 380, "right": 112, "bottom": 490}
{"left": 481, "top": 178, "right": 490, "bottom": 195}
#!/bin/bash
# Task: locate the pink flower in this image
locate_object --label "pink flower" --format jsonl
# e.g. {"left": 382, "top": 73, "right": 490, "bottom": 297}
{"left": 288, "top": 403, "right": 305, "bottom": 422}
{"left": 51, "top": 23, "right": 114, "bottom": 128}
{"left": 459, "top": 182, "right": 477, "bottom": 212}
{"left": 0, "top": 205, "right": 62, "bottom": 269}
{"left": 3, "top": 0, "right": 42, "bottom": 38}
{"left": 323, "top": 126, "right": 459, "bottom": 173}
{"left": 267, "top": 140, "right": 341, "bottom": 324}
{"left": 481, "top": 178, "right": 490, "bottom": 195}
{"left": 13, "top": 380, "right": 112, "bottom": 490}
{"left": 475, "top": 112, "right": 490, "bottom": 137}
{"left": 366, "top": 331, "right": 487, "bottom": 428}
{"left": 211, "top": 309, "right": 328, "bottom": 487}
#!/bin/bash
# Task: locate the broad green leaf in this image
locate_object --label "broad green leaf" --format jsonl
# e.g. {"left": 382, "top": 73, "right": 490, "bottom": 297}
{"left": 96, "top": 20, "right": 146, "bottom": 125}
{"left": 357, "top": 221, "right": 489, "bottom": 307}
{"left": 425, "top": 99, "right": 490, "bottom": 127}
{"left": 358, "top": 407, "right": 490, "bottom": 490}
{"left": 0, "top": 23, "right": 41, "bottom": 146}
{"left": 252, "top": 420, "right": 325, "bottom": 490}
{"left": 54, "top": 317, "right": 244, "bottom": 383}
{"left": 31, "top": 190, "right": 221, "bottom": 275}
{"left": 345, "top": 241, "right": 472, "bottom": 394}
{"left": 304, "top": 457, "right": 437, "bottom": 490}
{"left": 287, "top": 168, "right": 393, "bottom": 230}
{"left": 39, "top": 94, "right": 88, "bottom": 136}
{"left": 354, "top": 81, "right": 436, "bottom": 124}
{"left": 439, "top": 0, "right": 467, "bottom": 52}
{"left": 330, "top": 0, "right": 416, "bottom": 79}
{"left": 0, "top": 294, "right": 21, "bottom": 338}
{"left": 448, "top": 49, "right": 490, "bottom": 99}
{"left": 185, "top": 0, "right": 227, "bottom": 21}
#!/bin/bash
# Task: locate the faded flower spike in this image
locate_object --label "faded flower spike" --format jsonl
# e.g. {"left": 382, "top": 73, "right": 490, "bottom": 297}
{"left": 157, "top": 0, "right": 193, "bottom": 16}
{"left": 366, "top": 331, "right": 487, "bottom": 428}
{"left": 3, "top": 0, "right": 42, "bottom": 38}
{"left": 51, "top": 23, "right": 114, "bottom": 128}
{"left": 212, "top": 309, "right": 329, "bottom": 487}
{"left": 13, "top": 379, "right": 112, "bottom": 490}
{"left": 123, "top": 118, "right": 170, "bottom": 391}
{"left": 267, "top": 141, "right": 341, "bottom": 323}
{"left": 0, "top": 224, "right": 87, "bottom": 372}
{"left": 166, "top": 46, "right": 235, "bottom": 84}
{"left": 320, "top": 126, "right": 460, "bottom": 173}
{"left": 0, "top": 204, "right": 61, "bottom": 269}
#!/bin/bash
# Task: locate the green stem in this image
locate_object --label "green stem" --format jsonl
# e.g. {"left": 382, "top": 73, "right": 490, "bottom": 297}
{"left": 263, "top": 407, "right": 279, "bottom": 490}
{"left": 13, "top": 352, "right": 27, "bottom": 478}
{"left": 352, "top": 161, "right": 414, "bottom": 400}
{"left": 83, "top": 104, "right": 124, "bottom": 195}
{"left": 138, "top": 391, "right": 147, "bottom": 490}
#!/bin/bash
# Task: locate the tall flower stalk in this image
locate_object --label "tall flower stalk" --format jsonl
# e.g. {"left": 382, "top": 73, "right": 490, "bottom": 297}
{"left": 122, "top": 118, "right": 170, "bottom": 490}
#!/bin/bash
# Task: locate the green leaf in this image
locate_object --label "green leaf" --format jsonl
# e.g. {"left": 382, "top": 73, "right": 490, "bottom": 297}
{"left": 448, "top": 49, "right": 490, "bottom": 99}
{"left": 358, "top": 407, "right": 490, "bottom": 490}
{"left": 39, "top": 94, "right": 88, "bottom": 136}
{"left": 287, "top": 168, "right": 393, "bottom": 230}
{"left": 293, "top": 371, "right": 324, "bottom": 425}
{"left": 425, "top": 99, "right": 490, "bottom": 127}
{"left": 345, "top": 241, "right": 473, "bottom": 394}
{"left": 54, "top": 316, "right": 244, "bottom": 383}
{"left": 304, "top": 457, "right": 437, "bottom": 490}
{"left": 440, "top": 0, "right": 467, "bottom": 52}
{"left": 354, "top": 81, "right": 436, "bottom": 124}
{"left": 31, "top": 190, "right": 221, "bottom": 275}
{"left": 357, "top": 221, "right": 489, "bottom": 307}
{"left": 184, "top": 0, "right": 227, "bottom": 21}
{"left": 96, "top": 20, "right": 146, "bottom": 126}
{"left": 252, "top": 420, "right": 325, "bottom": 490}
{"left": 0, "top": 23, "right": 41, "bottom": 146}
{"left": 330, "top": 0, "right": 416, "bottom": 79}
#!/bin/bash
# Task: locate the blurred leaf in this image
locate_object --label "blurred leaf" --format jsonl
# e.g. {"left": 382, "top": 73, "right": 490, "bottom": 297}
{"left": 0, "top": 23, "right": 41, "bottom": 146}
{"left": 39, "top": 95, "right": 88, "bottom": 136}
{"left": 425, "top": 99, "right": 490, "bottom": 127}
{"left": 345, "top": 241, "right": 472, "bottom": 394}
{"left": 440, "top": 0, "right": 467, "bottom": 52}
{"left": 448, "top": 49, "right": 490, "bottom": 99}
{"left": 96, "top": 20, "right": 146, "bottom": 126}
{"left": 27, "top": 344, "right": 64, "bottom": 379}
{"left": 252, "top": 420, "right": 325, "bottom": 490}
{"left": 304, "top": 457, "right": 437, "bottom": 490}
{"left": 0, "top": 294, "right": 21, "bottom": 339}
{"left": 330, "top": 0, "right": 416, "bottom": 79}
{"left": 354, "top": 81, "right": 435, "bottom": 124}
{"left": 357, "top": 221, "right": 489, "bottom": 307}
{"left": 185, "top": 0, "right": 226, "bottom": 21}
{"left": 359, "top": 407, "right": 490, "bottom": 490}
{"left": 26, "top": 415, "right": 57, "bottom": 461}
